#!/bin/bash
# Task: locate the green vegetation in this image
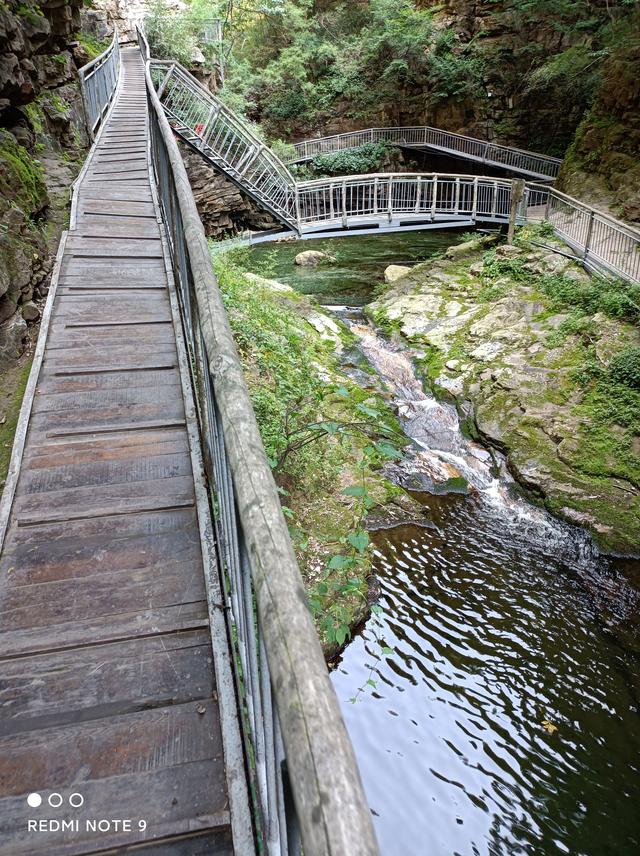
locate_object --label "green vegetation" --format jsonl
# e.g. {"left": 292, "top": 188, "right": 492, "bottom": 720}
{"left": 0, "top": 357, "right": 33, "bottom": 487}
{"left": 77, "top": 33, "right": 110, "bottom": 61}
{"left": 212, "top": 244, "right": 407, "bottom": 649}
{"left": 0, "top": 132, "right": 47, "bottom": 215}
{"left": 306, "top": 142, "right": 399, "bottom": 178}
{"left": 145, "top": 0, "right": 224, "bottom": 73}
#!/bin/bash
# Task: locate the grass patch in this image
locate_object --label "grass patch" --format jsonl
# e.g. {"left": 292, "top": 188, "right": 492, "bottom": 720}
{"left": 0, "top": 357, "right": 33, "bottom": 487}
{"left": 212, "top": 243, "right": 407, "bottom": 650}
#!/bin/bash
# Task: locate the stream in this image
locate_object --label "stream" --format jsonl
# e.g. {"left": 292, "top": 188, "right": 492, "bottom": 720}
{"left": 249, "top": 233, "right": 640, "bottom": 855}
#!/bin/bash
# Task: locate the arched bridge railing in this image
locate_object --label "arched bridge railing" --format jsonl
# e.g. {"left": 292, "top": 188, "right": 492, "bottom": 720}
{"left": 288, "top": 127, "right": 562, "bottom": 181}
{"left": 138, "top": 27, "right": 379, "bottom": 856}
{"left": 296, "top": 173, "right": 514, "bottom": 232}
{"left": 78, "top": 29, "right": 120, "bottom": 138}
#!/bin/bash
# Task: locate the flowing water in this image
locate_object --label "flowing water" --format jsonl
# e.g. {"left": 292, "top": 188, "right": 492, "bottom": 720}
{"left": 248, "top": 234, "right": 640, "bottom": 855}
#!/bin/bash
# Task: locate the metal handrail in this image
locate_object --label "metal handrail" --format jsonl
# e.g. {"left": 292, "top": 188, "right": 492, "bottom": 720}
{"left": 288, "top": 126, "right": 562, "bottom": 180}
{"left": 524, "top": 184, "right": 640, "bottom": 282}
{"left": 78, "top": 28, "right": 120, "bottom": 138}
{"left": 138, "top": 26, "right": 379, "bottom": 856}
{"left": 149, "top": 59, "right": 298, "bottom": 228}
{"left": 296, "top": 172, "right": 515, "bottom": 229}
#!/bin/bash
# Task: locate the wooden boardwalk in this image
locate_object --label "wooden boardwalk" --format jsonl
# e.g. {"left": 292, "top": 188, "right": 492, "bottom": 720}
{"left": 0, "top": 49, "right": 240, "bottom": 855}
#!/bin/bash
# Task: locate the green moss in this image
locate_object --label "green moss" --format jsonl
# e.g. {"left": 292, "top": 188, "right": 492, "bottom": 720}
{"left": 0, "top": 132, "right": 47, "bottom": 216}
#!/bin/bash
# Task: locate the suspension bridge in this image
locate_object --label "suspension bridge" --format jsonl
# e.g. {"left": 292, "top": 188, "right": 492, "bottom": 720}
{"left": 1, "top": 27, "right": 640, "bottom": 856}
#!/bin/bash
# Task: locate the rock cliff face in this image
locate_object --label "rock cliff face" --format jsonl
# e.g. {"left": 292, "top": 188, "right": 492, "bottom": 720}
{"left": 0, "top": 0, "right": 88, "bottom": 363}
{"left": 81, "top": 0, "right": 149, "bottom": 43}
{"left": 181, "top": 144, "right": 280, "bottom": 239}
{"left": 557, "top": 7, "right": 640, "bottom": 224}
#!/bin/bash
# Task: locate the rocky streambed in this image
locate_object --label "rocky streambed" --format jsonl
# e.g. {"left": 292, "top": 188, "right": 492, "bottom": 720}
{"left": 367, "top": 231, "right": 640, "bottom": 555}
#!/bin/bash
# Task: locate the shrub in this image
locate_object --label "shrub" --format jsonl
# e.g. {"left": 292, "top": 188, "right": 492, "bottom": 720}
{"left": 609, "top": 347, "right": 640, "bottom": 390}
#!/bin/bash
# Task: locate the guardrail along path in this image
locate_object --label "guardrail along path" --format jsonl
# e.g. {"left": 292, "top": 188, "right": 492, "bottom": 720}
{"left": 0, "top": 48, "right": 238, "bottom": 855}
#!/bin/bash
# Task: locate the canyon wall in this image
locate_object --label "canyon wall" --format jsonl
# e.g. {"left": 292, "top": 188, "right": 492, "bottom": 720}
{"left": 0, "top": 0, "right": 89, "bottom": 362}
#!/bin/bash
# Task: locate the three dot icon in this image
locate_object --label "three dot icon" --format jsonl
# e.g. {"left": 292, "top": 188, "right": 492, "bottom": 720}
{"left": 27, "top": 792, "right": 84, "bottom": 808}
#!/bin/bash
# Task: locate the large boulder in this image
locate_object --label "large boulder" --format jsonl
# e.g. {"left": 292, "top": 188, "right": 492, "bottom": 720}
{"left": 384, "top": 264, "right": 410, "bottom": 283}
{"left": 0, "top": 314, "right": 27, "bottom": 362}
{"left": 294, "top": 250, "right": 336, "bottom": 266}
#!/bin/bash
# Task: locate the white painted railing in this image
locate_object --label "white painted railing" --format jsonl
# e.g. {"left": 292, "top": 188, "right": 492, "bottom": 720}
{"left": 78, "top": 29, "right": 120, "bottom": 138}
{"left": 296, "top": 173, "right": 514, "bottom": 229}
{"left": 289, "top": 127, "right": 562, "bottom": 180}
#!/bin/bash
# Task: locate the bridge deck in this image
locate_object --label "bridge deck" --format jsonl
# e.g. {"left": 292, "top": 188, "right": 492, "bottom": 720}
{"left": 0, "top": 49, "right": 236, "bottom": 855}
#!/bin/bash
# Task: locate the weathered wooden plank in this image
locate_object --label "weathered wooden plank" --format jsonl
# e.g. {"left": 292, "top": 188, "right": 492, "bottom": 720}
{"left": 0, "top": 517, "right": 200, "bottom": 582}
{"left": 45, "top": 322, "right": 175, "bottom": 348}
{"left": 0, "top": 702, "right": 228, "bottom": 855}
{"left": 35, "top": 368, "right": 178, "bottom": 393}
{"left": 0, "top": 629, "right": 214, "bottom": 735}
{"left": 13, "top": 475, "right": 195, "bottom": 526}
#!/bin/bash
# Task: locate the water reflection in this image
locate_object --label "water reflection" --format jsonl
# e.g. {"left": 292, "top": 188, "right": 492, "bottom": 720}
{"left": 332, "top": 498, "right": 640, "bottom": 855}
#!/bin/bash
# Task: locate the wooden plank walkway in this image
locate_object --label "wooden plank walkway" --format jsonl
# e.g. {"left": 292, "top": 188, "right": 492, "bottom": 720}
{"left": 0, "top": 48, "right": 239, "bottom": 855}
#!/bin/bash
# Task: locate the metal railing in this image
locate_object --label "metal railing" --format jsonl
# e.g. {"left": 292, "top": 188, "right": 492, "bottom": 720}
{"left": 149, "top": 60, "right": 298, "bottom": 228}
{"left": 138, "top": 26, "right": 379, "bottom": 856}
{"left": 78, "top": 29, "right": 120, "bottom": 138}
{"left": 296, "top": 172, "right": 514, "bottom": 229}
{"left": 289, "top": 127, "right": 562, "bottom": 180}
{"left": 140, "top": 48, "right": 640, "bottom": 281}
{"left": 525, "top": 185, "right": 640, "bottom": 282}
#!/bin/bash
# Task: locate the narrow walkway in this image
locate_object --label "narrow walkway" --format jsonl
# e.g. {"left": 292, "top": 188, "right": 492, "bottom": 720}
{"left": 0, "top": 49, "right": 236, "bottom": 854}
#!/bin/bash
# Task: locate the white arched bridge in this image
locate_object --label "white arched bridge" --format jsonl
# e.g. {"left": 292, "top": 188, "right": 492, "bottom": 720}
{"left": 150, "top": 60, "right": 639, "bottom": 283}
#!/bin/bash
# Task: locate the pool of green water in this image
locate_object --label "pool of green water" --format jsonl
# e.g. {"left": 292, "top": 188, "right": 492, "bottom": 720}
{"left": 246, "top": 229, "right": 464, "bottom": 305}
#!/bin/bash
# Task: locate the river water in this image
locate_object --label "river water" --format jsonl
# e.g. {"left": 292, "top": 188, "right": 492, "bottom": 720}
{"left": 248, "top": 233, "right": 640, "bottom": 855}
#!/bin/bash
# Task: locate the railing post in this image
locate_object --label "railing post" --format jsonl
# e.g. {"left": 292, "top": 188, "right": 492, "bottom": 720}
{"left": 471, "top": 176, "right": 478, "bottom": 221}
{"left": 507, "top": 179, "right": 525, "bottom": 244}
{"left": 387, "top": 177, "right": 393, "bottom": 222}
{"left": 431, "top": 174, "right": 438, "bottom": 220}
{"left": 584, "top": 209, "right": 595, "bottom": 260}
{"left": 482, "top": 141, "right": 490, "bottom": 164}
{"left": 415, "top": 176, "right": 421, "bottom": 213}
{"left": 294, "top": 185, "right": 302, "bottom": 235}
{"left": 454, "top": 177, "right": 460, "bottom": 215}
{"left": 341, "top": 180, "right": 347, "bottom": 228}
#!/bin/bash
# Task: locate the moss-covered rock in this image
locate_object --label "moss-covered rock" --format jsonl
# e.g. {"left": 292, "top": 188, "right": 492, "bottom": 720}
{"left": 367, "top": 230, "right": 640, "bottom": 555}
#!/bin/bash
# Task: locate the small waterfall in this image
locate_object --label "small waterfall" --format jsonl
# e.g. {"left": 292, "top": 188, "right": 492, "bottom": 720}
{"left": 332, "top": 309, "right": 605, "bottom": 569}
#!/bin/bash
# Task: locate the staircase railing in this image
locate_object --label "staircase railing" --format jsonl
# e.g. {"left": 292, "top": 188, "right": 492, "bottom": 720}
{"left": 148, "top": 59, "right": 298, "bottom": 228}
{"left": 289, "top": 127, "right": 562, "bottom": 180}
{"left": 78, "top": 28, "right": 120, "bottom": 138}
{"left": 138, "top": 26, "right": 379, "bottom": 856}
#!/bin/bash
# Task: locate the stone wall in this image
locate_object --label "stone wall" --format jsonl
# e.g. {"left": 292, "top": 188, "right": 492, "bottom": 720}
{"left": 80, "top": 0, "right": 149, "bottom": 43}
{"left": 0, "top": 0, "right": 88, "bottom": 364}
